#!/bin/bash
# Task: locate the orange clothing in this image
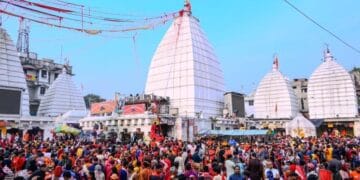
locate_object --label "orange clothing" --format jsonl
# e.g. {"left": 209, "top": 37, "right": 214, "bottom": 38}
{"left": 150, "top": 141, "right": 157, "bottom": 149}
{"left": 350, "top": 171, "right": 360, "bottom": 180}
{"left": 139, "top": 168, "right": 152, "bottom": 180}
{"left": 23, "top": 133, "right": 29, "bottom": 142}
{"left": 69, "top": 156, "right": 76, "bottom": 166}
{"left": 44, "top": 157, "right": 53, "bottom": 167}
{"left": 325, "top": 148, "right": 333, "bottom": 161}
{"left": 208, "top": 149, "right": 216, "bottom": 160}
{"left": 224, "top": 149, "right": 232, "bottom": 159}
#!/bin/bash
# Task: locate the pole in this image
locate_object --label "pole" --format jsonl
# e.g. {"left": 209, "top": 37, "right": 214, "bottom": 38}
{"left": 187, "top": 119, "right": 189, "bottom": 142}
{"left": 187, "top": 118, "right": 190, "bottom": 142}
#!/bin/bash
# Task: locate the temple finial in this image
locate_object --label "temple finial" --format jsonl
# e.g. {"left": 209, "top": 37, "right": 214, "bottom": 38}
{"left": 272, "top": 54, "right": 279, "bottom": 71}
{"left": 325, "top": 43, "right": 330, "bottom": 53}
{"left": 183, "top": 0, "right": 191, "bottom": 14}
{"left": 324, "top": 44, "right": 333, "bottom": 62}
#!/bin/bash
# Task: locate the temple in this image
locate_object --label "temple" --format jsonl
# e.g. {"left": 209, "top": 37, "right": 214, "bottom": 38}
{"left": 308, "top": 48, "right": 358, "bottom": 119}
{"left": 37, "top": 68, "right": 86, "bottom": 123}
{"left": 145, "top": 1, "right": 225, "bottom": 118}
{"left": 254, "top": 56, "right": 299, "bottom": 119}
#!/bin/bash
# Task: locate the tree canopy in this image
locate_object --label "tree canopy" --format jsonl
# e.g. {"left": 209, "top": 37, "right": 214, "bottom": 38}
{"left": 84, "top": 94, "right": 106, "bottom": 109}
{"left": 351, "top": 67, "right": 360, "bottom": 73}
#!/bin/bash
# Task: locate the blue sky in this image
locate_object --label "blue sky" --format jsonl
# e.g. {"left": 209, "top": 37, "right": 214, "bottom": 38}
{"left": 2, "top": 0, "right": 360, "bottom": 99}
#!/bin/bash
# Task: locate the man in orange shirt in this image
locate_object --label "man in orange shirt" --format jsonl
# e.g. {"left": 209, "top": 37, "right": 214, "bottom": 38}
{"left": 139, "top": 161, "right": 152, "bottom": 180}
{"left": 350, "top": 165, "right": 360, "bottom": 180}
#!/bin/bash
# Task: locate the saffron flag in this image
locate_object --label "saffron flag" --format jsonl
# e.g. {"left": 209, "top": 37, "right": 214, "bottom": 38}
{"left": 318, "top": 169, "right": 332, "bottom": 180}
{"left": 295, "top": 165, "right": 306, "bottom": 180}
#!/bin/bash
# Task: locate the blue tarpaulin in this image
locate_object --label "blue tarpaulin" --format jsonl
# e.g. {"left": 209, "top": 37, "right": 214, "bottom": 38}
{"left": 199, "top": 129, "right": 268, "bottom": 136}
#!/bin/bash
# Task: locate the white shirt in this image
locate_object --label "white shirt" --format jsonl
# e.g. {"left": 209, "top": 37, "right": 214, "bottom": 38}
{"left": 225, "top": 160, "right": 235, "bottom": 180}
{"left": 213, "top": 175, "right": 222, "bottom": 180}
{"left": 174, "top": 156, "right": 184, "bottom": 173}
{"left": 181, "top": 151, "right": 188, "bottom": 163}
{"left": 187, "top": 144, "right": 195, "bottom": 155}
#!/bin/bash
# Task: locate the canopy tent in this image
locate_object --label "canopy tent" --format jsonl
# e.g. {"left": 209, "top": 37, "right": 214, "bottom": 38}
{"left": 285, "top": 114, "right": 316, "bottom": 138}
{"left": 198, "top": 129, "right": 268, "bottom": 136}
{"left": 54, "top": 110, "right": 87, "bottom": 124}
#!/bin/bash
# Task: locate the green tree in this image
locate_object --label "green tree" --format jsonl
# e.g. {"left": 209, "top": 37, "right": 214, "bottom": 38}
{"left": 84, "top": 94, "right": 106, "bottom": 109}
{"left": 351, "top": 67, "right": 360, "bottom": 73}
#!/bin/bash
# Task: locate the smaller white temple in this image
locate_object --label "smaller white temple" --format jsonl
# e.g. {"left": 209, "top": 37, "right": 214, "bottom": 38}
{"left": 37, "top": 68, "right": 86, "bottom": 123}
{"left": 254, "top": 56, "right": 299, "bottom": 119}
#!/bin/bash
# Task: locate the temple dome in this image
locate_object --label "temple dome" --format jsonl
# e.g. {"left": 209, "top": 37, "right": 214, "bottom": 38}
{"left": 145, "top": 2, "right": 225, "bottom": 118}
{"left": 37, "top": 69, "right": 86, "bottom": 117}
{"left": 0, "top": 27, "right": 30, "bottom": 118}
{"left": 254, "top": 56, "right": 299, "bottom": 119}
{"left": 308, "top": 48, "right": 358, "bottom": 119}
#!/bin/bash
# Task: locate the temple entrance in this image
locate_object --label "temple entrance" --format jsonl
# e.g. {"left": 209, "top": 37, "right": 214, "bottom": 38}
{"left": 133, "top": 128, "right": 144, "bottom": 143}
{"left": 120, "top": 129, "right": 131, "bottom": 144}
{"left": 160, "top": 124, "right": 171, "bottom": 137}
{"left": 318, "top": 122, "right": 354, "bottom": 137}
{"left": 107, "top": 129, "right": 118, "bottom": 143}
{"left": 6, "top": 128, "right": 22, "bottom": 143}
{"left": 27, "top": 127, "right": 44, "bottom": 141}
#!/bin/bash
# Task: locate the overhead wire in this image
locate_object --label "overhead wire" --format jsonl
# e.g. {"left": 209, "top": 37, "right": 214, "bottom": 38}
{"left": 35, "top": 0, "right": 169, "bottom": 20}
{"left": 43, "top": 0, "right": 151, "bottom": 18}
{"left": 0, "top": 6, "right": 176, "bottom": 34}
{"left": 0, "top": 0, "right": 178, "bottom": 34}
{"left": 8, "top": 0, "right": 134, "bottom": 24}
{"left": 283, "top": 0, "right": 360, "bottom": 55}
{"left": 7, "top": 0, "right": 179, "bottom": 32}
{"left": 0, "top": 0, "right": 11, "bottom": 24}
{"left": 0, "top": 0, "right": 63, "bottom": 19}
{"left": 6, "top": 0, "right": 177, "bottom": 27}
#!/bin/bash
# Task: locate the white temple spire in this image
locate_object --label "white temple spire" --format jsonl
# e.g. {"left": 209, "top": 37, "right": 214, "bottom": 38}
{"left": 254, "top": 55, "right": 298, "bottom": 119}
{"left": 0, "top": 27, "right": 30, "bottom": 116}
{"left": 308, "top": 48, "right": 358, "bottom": 119}
{"left": 145, "top": 1, "right": 224, "bottom": 118}
{"left": 38, "top": 69, "right": 86, "bottom": 117}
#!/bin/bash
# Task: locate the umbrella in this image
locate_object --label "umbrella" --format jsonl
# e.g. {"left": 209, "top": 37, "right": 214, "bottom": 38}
{"left": 54, "top": 124, "right": 81, "bottom": 135}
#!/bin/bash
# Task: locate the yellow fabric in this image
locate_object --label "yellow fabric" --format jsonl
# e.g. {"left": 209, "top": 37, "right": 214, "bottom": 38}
{"left": 76, "top": 148, "right": 83, "bottom": 158}
{"left": 325, "top": 147, "right": 333, "bottom": 161}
